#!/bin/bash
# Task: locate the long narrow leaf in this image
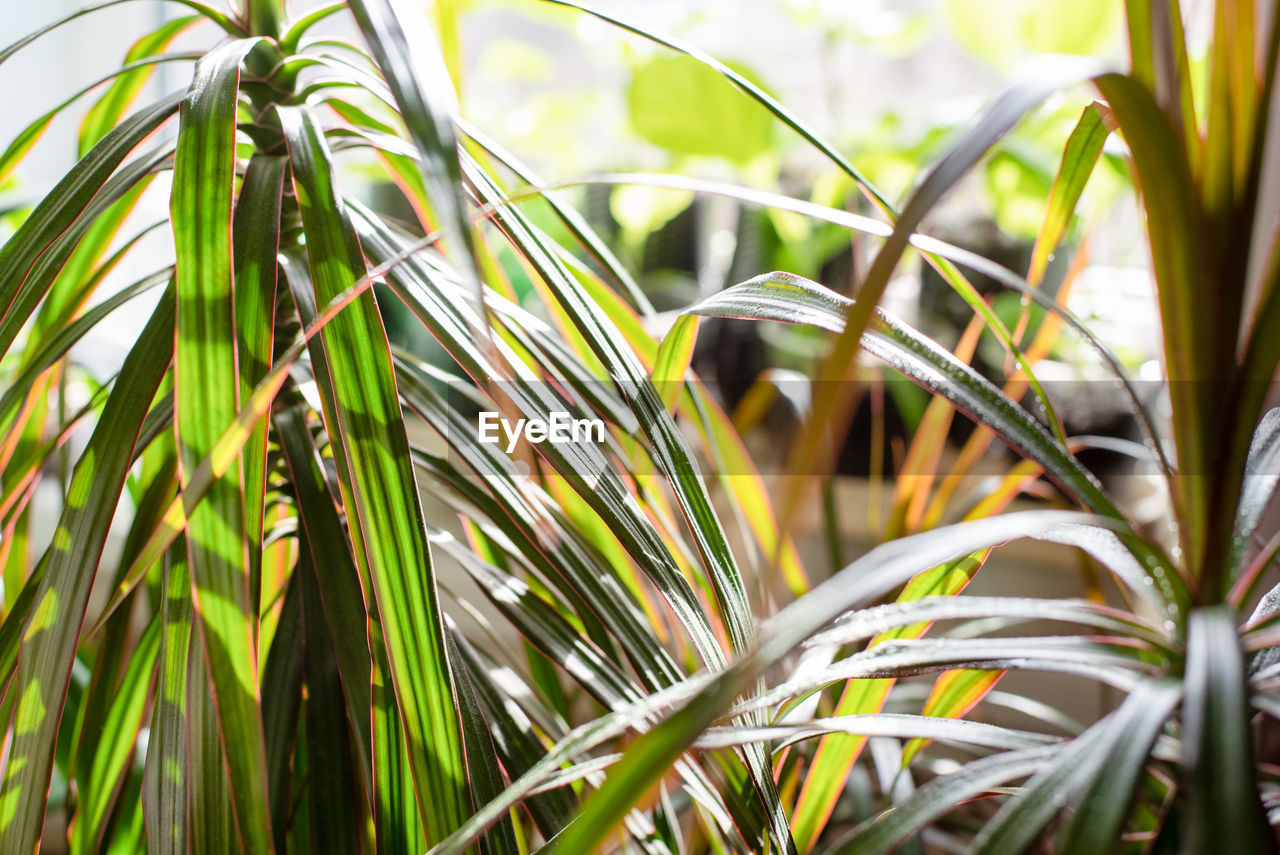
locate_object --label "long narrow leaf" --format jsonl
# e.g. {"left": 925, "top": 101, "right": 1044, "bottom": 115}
{"left": 0, "top": 95, "right": 179, "bottom": 360}
{"left": 1056, "top": 679, "right": 1182, "bottom": 852}
{"left": 232, "top": 154, "right": 285, "bottom": 644}
{"left": 278, "top": 103, "right": 470, "bottom": 846}
{"left": 70, "top": 615, "right": 161, "bottom": 855}
{"left": 684, "top": 271, "right": 1185, "bottom": 611}
{"left": 829, "top": 747, "right": 1059, "bottom": 854}
{"left": 143, "top": 544, "right": 193, "bottom": 855}
{"left": 1230, "top": 409, "right": 1280, "bottom": 579}
{"left": 274, "top": 400, "right": 374, "bottom": 803}
{"left": 1181, "top": 606, "right": 1274, "bottom": 853}
{"left": 347, "top": 0, "right": 481, "bottom": 289}
{"left": 171, "top": 38, "right": 273, "bottom": 855}
{"left": 0, "top": 290, "right": 173, "bottom": 853}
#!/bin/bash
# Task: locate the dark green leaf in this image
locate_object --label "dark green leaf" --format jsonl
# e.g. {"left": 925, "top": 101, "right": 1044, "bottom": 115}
{"left": 1181, "top": 606, "right": 1274, "bottom": 853}
{"left": 1056, "top": 679, "right": 1182, "bottom": 853}
{"left": 300, "top": 545, "right": 364, "bottom": 854}
{"left": 232, "top": 154, "right": 286, "bottom": 647}
{"left": 260, "top": 574, "right": 303, "bottom": 854}
{"left": 448, "top": 633, "right": 520, "bottom": 855}
{"left": 274, "top": 401, "right": 374, "bottom": 805}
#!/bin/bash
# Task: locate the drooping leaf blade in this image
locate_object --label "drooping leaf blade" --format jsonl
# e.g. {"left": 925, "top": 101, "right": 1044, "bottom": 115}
{"left": 682, "top": 271, "right": 1185, "bottom": 611}
{"left": 829, "top": 747, "right": 1059, "bottom": 854}
{"left": 0, "top": 95, "right": 179, "bottom": 361}
{"left": 445, "top": 511, "right": 1116, "bottom": 854}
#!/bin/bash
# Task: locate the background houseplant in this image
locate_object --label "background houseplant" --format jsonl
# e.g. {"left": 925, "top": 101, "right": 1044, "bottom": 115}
{"left": 0, "top": 0, "right": 1278, "bottom": 854}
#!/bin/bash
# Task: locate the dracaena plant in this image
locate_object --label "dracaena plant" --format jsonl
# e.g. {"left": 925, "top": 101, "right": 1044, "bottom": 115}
{"left": 1, "top": 0, "right": 1279, "bottom": 853}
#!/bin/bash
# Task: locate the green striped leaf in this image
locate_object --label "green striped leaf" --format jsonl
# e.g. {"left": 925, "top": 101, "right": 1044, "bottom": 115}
{"left": 357, "top": 210, "right": 726, "bottom": 679}
{"left": 171, "top": 37, "right": 273, "bottom": 855}
{"left": 447, "top": 633, "right": 519, "bottom": 855}
{"left": 558, "top": 247, "right": 808, "bottom": 594}
{"left": 143, "top": 544, "right": 194, "bottom": 855}
{"left": 70, "top": 615, "right": 160, "bottom": 855}
{"left": 1027, "top": 101, "right": 1110, "bottom": 286}
{"left": 391, "top": 355, "right": 681, "bottom": 690}
{"left": 0, "top": 95, "right": 178, "bottom": 361}
{"left": 187, "top": 624, "right": 239, "bottom": 854}
{"left": 71, "top": 444, "right": 176, "bottom": 852}
{"left": 0, "top": 289, "right": 173, "bottom": 854}
{"left": 277, "top": 103, "right": 470, "bottom": 847}
{"left": 972, "top": 679, "right": 1179, "bottom": 852}
{"left": 448, "top": 633, "right": 578, "bottom": 840}
{"left": 371, "top": 626, "right": 427, "bottom": 855}
{"left": 87, "top": 261, "right": 383, "bottom": 634}
{"left": 1056, "top": 680, "right": 1182, "bottom": 852}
